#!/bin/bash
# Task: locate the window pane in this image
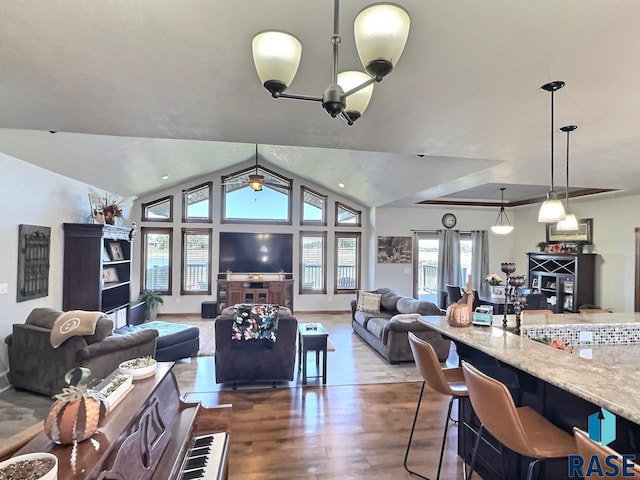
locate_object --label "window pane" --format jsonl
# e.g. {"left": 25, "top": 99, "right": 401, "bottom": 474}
{"left": 184, "top": 183, "right": 211, "bottom": 222}
{"left": 183, "top": 231, "right": 211, "bottom": 293}
{"left": 301, "top": 187, "right": 327, "bottom": 225}
{"left": 460, "top": 238, "right": 472, "bottom": 281}
{"left": 336, "top": 234, "right": 360, "bottom": 291}
{"left": 143, "top": 230, "right": 171, "bottom": 292}
{"left": 225, "top": 187, "right": 289, "bottom": 220}
{"left": 142, "top": 196, "right": 173, "bottom": 222}
{"left": 336, "top": 202, "right": 361, "bottom": 226}
{"left": 301, "top": 233, "right": 325, "bottom": 292}
{"left": 417, "top": 236, "right": 439, "bottom": 303}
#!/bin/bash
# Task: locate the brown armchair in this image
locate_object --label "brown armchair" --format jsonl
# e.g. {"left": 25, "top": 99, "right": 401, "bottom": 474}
{"left": 5, "top": 307, "right": 158, "bottom": 397}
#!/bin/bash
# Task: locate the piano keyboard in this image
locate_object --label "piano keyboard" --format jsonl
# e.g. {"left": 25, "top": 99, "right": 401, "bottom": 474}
{"left": 180, "top": 433, "right": 228, "bottom": 480}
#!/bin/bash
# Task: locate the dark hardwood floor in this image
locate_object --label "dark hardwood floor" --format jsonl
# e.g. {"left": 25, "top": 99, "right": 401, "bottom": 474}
{"left": 188, "top": 382, "right": 466, "bottom": 480}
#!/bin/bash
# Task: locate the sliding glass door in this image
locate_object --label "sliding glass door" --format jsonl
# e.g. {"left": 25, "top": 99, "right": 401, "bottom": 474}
{"left": 413, "top": 232, "right": 473, "bottom": 306}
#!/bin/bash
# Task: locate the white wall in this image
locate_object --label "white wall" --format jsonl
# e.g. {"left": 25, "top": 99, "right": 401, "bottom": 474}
{"left": 133, "top": 160, "right": 370, "bottom": 314}
{"left": 0, "top": 154, "right": 122, "bottom": 377}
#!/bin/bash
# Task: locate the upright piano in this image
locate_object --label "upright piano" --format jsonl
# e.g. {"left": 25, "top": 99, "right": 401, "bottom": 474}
{"left": 14, "top": 362, "right": 231, "bottom": 479}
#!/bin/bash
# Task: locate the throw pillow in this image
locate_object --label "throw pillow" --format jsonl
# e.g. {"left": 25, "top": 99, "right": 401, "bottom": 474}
{"left": 232, "top": 304, "right": 279, "bottom": 342}
{"left": 357, "top": 291, "right": 382, "bottom": 314}
{"left": 390, "top": 313, "right": 421, "bottom": 324}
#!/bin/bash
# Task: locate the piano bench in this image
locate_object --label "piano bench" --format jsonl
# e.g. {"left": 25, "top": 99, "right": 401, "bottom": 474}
{"left": 115, "top": 321, "right": 200, "bottom": 361}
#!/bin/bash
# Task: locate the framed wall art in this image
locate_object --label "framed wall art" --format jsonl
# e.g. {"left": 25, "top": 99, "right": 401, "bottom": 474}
{"left": 102, "top": 267, "right": 119, "bottom": 283}
{"left": 108, "top": 242, "right": 124, "bottom": 261}
{"left": 17, "top": 224, "right": 51, "bottom": 302}
{"left": 546, "top": 218, "right": 593, "bottom": 244}
{"left": 377, "top": 236, "right": 412, "bottom": 263}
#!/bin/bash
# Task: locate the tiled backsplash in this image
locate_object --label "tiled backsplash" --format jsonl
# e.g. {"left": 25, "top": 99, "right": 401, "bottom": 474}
{"left": 523, "top": 323, "right": 640, "bottom": 346}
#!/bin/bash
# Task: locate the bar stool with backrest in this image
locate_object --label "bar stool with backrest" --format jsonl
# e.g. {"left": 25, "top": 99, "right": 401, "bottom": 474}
{"left": 461, "top": 361, "right": 576, "bottom": 480}
{"left": 574, "top": 428, "right": 640, "bottom": 479}
{"left": 404, "top": 332, "right": 469, "bottom": 480}
{"left": 446, "top": 285, "right": 463, "bottom": 305}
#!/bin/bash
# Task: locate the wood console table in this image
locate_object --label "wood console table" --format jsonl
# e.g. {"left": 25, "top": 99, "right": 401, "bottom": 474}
{"left": 216, "top": 279, "right": 294, "bottom": 313}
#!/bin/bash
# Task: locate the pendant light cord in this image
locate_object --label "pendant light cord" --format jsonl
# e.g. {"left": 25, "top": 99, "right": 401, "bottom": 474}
{"left": 565, "top": 129, "right": 570, "bottom": 208}
{"left": 550, "top": 90, "right": 555, "bottom": 191}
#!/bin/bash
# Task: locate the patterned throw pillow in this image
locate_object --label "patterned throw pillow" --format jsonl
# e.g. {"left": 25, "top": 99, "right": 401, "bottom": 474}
{"left": 232, "top": 304, "right": 279, "bottom": 342}
{"left": 356, "top": 291, "right": 382, "bottom": 314}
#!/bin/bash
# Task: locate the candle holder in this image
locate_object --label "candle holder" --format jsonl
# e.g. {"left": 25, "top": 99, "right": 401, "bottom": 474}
{"left": 500, "top": 263, "right": 516, "bottom": 329}
{"left": 509, "top": 275, "right": 527, "bottom": 334}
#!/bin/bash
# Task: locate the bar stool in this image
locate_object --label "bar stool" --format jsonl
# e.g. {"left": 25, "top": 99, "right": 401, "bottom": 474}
{"left": 404, "top": 332, "right": 469, "bottom": 480}
{"left": 461, "top": 361, "right": 576, "bottom": 480}
{"left": 574, "top": 428, "right": 640, "bottom": 479}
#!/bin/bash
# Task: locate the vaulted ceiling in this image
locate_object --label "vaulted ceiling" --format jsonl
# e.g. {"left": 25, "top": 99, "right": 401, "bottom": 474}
{"left": 2, "top": 1, "right": 639, "bottom": 208}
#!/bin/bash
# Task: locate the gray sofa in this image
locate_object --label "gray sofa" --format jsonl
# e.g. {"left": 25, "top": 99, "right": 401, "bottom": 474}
{"left": 5, "top": 307, "right": 158, "bottom": 397}
{"left": 350, "top": 288, "right": 450, "bottom": 363}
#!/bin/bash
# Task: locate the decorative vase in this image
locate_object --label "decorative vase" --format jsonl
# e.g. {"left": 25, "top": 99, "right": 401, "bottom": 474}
{"left": 44, "top": 368, "right": 108, "bottom": 445}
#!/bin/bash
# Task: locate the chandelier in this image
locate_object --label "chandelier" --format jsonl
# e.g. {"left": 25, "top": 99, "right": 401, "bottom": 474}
{"left": 251, "top": 1, "right": 411, "bottom": 125}
{"left": 491, "top": 187, "right": 514, "bottom": 235}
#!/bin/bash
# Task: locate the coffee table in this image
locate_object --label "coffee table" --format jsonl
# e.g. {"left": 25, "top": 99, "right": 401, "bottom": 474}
{"left": 297, "top": 323, "right": 329, "bottom": 385}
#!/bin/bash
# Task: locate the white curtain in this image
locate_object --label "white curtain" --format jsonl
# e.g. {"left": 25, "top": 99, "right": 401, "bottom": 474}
{"left": 471, "top": 230, "right": 490, "bottom": 297}
{"left": 437, "top": 229, "right": 461, "bottom": 297}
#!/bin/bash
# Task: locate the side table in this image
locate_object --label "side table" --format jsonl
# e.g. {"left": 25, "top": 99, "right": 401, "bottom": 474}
{"left": 297, "top": 323, "right": 329, "bottom": 385}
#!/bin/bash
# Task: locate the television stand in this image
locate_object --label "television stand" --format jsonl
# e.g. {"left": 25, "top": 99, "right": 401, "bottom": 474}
{"left": 216, "top": 279, "right": 294, "bottom": 314}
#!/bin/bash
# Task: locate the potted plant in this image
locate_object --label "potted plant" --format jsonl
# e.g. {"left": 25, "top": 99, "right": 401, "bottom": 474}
{"left": 137, "top": 289, "right": 164, "bottom": 320}
{"left": 536, "top": 241, "right": 547, "bottom": 252}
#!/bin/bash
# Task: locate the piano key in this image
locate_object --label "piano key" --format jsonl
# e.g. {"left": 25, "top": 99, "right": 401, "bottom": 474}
{"left": 193, "top": 436, "right": 213, "bottom": 448}
{"left": 189, "top": 447, "right": 210, "bottom": 457}
{"left": 178, "top": 433, "right": 227, "bottom": 480}
{"left": 181, "top": 468, "right": 205, "bottom": 479}
{"left": 186, "top": 456, "right": 208, "bottom": 470}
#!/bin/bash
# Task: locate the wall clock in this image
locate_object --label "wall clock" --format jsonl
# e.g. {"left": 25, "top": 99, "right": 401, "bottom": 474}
{"left": 441, "top": 213, "right": 457, "bottom": 229}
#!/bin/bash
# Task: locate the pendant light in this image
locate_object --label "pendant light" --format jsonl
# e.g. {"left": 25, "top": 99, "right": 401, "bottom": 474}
{"left": 538, "top": 81, "right": 567, "bottom": 223}
{"left": 556, "top": 125, "right": 579, "bottom": 231}
{"left": 491, "top": 187, "right": 514, "bottom": 235}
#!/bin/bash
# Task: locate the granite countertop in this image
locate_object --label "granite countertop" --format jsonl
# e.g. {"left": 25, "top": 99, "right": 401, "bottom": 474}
{"left": 419, "top": 313, "right": 640, "bottom": 425}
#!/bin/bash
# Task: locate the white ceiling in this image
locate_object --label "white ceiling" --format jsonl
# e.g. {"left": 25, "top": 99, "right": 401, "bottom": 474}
{"left": 2, "top": 0, "right": 640, "bottom": 207}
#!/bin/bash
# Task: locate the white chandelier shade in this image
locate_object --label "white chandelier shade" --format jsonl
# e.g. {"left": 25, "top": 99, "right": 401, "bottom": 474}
{"left": 557, "top": 213, "right": 579, "bottom": 231}
{"left": 338, "top": 71, "right": 374, "bottom": 119}
{"left": 491, "top": 225, "right": 514, "bottom": 235}
{"left": 252, "top": 31, "right": 302, "bottom": 93}
{"left": 538, "top": 192, "right": 566, "bottom": 223}
{"left": 354, "top": 3, "right": 411, "bottom": 79}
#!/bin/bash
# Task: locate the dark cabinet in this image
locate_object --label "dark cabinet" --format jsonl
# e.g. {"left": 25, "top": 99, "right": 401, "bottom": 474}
{"left": 63, "top": 223, "right": 133, "bottom": 327}
{"left": 527, "top": 253, "right": 596, "bottom": 313}
{"left": 216, "top": 280, "right": 294, "bottom": 313}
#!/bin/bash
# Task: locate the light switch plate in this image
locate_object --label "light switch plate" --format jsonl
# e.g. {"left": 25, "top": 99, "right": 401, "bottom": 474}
{"left": 0, "top": 283, "right": 8, "bottom": 295}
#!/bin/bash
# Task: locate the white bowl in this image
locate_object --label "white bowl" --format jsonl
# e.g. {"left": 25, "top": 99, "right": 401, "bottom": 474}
{"left": 0, "top": 452, "right": 58, "bottom": 480}
{"left": 119, "top": 358, "right": 157, "bottom": 380}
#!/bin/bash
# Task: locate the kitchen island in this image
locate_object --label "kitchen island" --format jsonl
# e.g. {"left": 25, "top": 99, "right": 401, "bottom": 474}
{"left": 419, "top": 312, "right": 640, "bottom": 480}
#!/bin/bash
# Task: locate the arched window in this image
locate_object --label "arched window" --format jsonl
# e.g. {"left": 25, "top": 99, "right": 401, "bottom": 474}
{"left": 221, "top": 165, "right": 292, "bottom": 224}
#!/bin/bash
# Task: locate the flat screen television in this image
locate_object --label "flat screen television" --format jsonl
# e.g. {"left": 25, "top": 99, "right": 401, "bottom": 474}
{"left": 219, "top": 232, "right": 293, "bottom": 274}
